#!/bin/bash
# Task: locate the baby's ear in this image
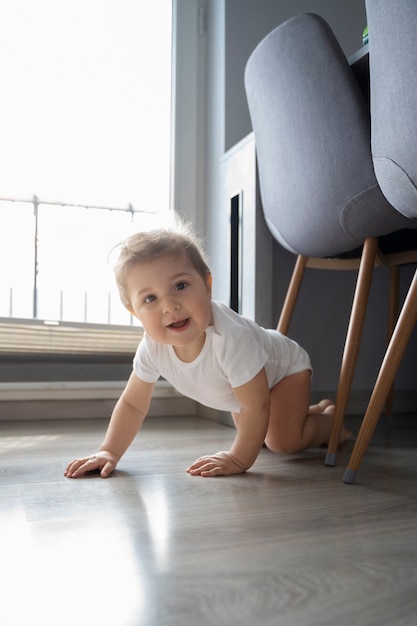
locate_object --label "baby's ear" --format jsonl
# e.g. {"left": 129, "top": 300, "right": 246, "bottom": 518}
{"left": 206, "top": 273, "right": 213, "bottom": 297}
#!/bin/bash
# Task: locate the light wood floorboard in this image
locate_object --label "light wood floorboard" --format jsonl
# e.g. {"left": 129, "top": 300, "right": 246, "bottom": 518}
{"left": 1, "top": 414, "right": 417, "bottom": 626}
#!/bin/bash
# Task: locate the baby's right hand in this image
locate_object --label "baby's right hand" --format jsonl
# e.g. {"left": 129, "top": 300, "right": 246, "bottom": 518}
{"left": 64, "top": 450, "right": 118, "bottom": 479}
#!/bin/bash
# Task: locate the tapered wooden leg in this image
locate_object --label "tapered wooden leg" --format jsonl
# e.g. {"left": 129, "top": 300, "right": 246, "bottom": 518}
{"left": 343, "top": 269, "right": 417, "bottom": 484}
{"left": 384, "top": 265, "right": 400, "bottom": 415}
{"left": 277, "top": 255, "right": 307, "bottom": 335}
{"left": 325, "top": 237, "right": 378, "bottom": 466}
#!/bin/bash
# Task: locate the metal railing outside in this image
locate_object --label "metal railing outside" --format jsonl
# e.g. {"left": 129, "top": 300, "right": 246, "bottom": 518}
{"left": 0, "top": 195, "right": 156, "bottom": 326}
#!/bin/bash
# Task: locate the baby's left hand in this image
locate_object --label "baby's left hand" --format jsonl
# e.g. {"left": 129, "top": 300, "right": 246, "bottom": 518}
{"left": 186, "top": 451, "right": 246, "bottom": 477}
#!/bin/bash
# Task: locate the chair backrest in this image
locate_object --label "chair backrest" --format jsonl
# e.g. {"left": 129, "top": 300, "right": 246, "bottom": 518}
{"left": 244, "top": 13, "right": 407, "bottom": 258}
{"left": 365, "top": 0, "right": 417, "bottom": 219}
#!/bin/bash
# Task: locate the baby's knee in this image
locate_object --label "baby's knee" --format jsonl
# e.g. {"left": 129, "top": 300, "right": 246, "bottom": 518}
{"left": 265, "top": 436, "right": 300, "bottom": 455}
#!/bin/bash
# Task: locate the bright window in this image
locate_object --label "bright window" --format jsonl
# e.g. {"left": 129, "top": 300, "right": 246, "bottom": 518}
{"left": 0, "top": 0, "right": 172, "bottom": 325}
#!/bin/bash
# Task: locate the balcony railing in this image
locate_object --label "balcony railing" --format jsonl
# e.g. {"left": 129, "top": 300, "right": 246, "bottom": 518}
{"left": 0, "top": 195, "right": 157, "bottom": 326}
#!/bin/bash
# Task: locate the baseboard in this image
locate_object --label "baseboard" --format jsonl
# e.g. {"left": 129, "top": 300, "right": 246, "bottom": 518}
{"left": 310, "top": 388, "right": 417, "bottom": 416}
{"left": 0, "top": 380, "right": 197, "bottom": 421}
{"left": 1, "top": 382, "right": 415, "bottom": 422}
{"left": 199, "top": 389, "right": 417, "bottom": 427}
{"left": 197, "top": 405, "right": 235, "bottom": 427}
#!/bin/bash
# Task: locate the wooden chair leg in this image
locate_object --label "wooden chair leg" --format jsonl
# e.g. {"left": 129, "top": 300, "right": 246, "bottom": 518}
{"left": 343, "top": 268, "right": 417, "bottom": 484}
{"left": 277, "top": 255, "right": 307, "bottom": 335}
{"left": 325, "top": 237, "right": 378, "bottom": 466}
{"left": 384, "top": 265, "right": 400, "bottom": 415}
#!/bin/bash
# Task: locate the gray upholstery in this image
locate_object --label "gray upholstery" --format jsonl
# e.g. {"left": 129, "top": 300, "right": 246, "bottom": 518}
{"left": 244, "top": 13, "right": 415, "bottom": 258}
{"left": 365, "top": 0, "right": 417, "bottom": 219}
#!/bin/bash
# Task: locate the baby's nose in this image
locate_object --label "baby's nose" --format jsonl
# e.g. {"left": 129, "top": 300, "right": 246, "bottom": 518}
{"left": 163, "top": 297, "right": 180, "bottom": 313}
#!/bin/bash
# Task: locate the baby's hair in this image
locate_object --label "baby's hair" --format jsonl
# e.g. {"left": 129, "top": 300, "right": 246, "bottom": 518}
{"left": 114, "top": 223, "right": 211, "bottom": 308}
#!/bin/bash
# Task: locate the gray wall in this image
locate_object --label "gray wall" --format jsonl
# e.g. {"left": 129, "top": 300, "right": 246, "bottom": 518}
{"left": 205, "top": 0, "right": 417, "bottom": 408}
{"left": 224, "top": 0, "right": 367, "bottom": 150}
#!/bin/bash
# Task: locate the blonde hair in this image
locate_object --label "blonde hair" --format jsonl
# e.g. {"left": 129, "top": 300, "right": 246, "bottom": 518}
{"left": 114, "top": 226, "right": 211, "bottom": 308}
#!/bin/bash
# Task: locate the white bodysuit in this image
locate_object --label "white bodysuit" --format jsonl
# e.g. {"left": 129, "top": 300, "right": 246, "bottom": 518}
{"left": 133, "top": 300, "right": 311, "bottom": 413}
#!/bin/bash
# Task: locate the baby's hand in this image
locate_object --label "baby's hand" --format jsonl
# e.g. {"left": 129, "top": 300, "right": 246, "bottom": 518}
{"left": 64, "top": 450, "right": 118, "bottom": 479}
{"left": 186, "top": 451, "right": 246, "bottom": 477}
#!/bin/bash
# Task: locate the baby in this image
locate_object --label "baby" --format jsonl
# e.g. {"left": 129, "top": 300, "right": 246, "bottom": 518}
{"left": 65, "top": 226, "right": 350, "bottom": 479}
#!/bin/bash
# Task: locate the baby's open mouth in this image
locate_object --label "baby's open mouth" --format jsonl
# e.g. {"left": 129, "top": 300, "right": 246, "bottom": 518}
{"left": 169, "top": 318, "right": 189, "bottom": 329}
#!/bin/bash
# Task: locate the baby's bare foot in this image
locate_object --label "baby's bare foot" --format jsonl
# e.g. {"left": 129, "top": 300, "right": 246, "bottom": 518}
{"left": 340, "top": 426, "right": 353, "bottom": 443}
{"left": 316, "top": 404, "right": 352, "bottom": 447}
{"left": 318, "top": 400, "right": 352, "bottom": 441}
{"left": 308, "top": 398, "right": 335, "bottom": 415}
{"left": 318, "top": 399, "right": 335, "bottom": 414}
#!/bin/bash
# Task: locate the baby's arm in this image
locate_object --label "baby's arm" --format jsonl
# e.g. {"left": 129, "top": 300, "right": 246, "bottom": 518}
{"left": 187, "top": 368, "right": 270, "bottom": 477}
{"left": 64, "top": 372, "right": 155, "bottom": 478}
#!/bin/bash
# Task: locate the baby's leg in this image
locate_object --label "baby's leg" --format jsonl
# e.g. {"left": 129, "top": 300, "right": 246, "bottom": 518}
{"left": 264, "top": 371, "right": 350, "bottom": 454}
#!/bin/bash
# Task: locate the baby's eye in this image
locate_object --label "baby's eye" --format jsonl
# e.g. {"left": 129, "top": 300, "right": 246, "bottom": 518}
{"left": 175, "top": 281, "right": 187, "bottom": 291}
{"left": 144, "top": 294, "right": 156, "bottom": 303}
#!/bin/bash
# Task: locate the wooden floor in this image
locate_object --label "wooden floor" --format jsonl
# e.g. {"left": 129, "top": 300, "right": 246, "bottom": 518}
{"left": 1, "top": 413, "right": 417, "bottom": 626}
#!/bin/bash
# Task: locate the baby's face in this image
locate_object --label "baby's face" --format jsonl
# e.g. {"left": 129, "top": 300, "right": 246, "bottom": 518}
{"left": 125, "top": 251, "right": 212, "bottom": 362}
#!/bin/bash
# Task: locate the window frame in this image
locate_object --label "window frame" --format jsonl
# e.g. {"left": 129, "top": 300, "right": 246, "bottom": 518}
{"left": 170, "top": 0, "right": 208, "bottom": 235}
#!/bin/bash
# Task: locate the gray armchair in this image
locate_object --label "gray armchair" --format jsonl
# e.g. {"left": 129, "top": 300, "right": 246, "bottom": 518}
{"left": 244, "top": 13, "right": 417, "bottom": 465}
{"left": 343, "top": 0, "right": 417, "bottom": 484}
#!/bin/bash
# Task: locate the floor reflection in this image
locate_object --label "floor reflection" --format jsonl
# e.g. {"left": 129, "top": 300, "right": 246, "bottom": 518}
{"left": 1, "top": 515, "right": 146, "bottom": 626}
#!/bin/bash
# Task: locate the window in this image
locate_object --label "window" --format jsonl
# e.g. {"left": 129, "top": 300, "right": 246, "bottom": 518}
{"left": 0, "top": 0, "right": 172, "bottom": 325}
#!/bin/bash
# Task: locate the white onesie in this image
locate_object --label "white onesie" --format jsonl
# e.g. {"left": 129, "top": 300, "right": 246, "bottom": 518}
{"left": 133, "top": 300, "right": 311, "bottom": 413}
